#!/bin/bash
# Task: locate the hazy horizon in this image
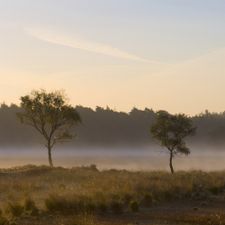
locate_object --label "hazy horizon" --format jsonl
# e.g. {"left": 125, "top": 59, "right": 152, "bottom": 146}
{"left": 0, "top": 146, "right": 224, "bottom": 171}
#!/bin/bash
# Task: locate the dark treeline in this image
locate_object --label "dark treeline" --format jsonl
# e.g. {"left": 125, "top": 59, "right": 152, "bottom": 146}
{"left": 0, "top": 103, "right": 225, "bottom": 149}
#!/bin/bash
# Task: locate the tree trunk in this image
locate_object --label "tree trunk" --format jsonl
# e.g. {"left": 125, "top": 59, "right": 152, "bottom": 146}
{"left": 47, "top": 143, "right": 53, "bottom": 167}
{"left": 169, "top": 151, "right": 174, "bottom": 174}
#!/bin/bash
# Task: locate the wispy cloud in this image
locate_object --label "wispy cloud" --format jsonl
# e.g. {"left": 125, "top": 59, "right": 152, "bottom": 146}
{"left": 26, "top": 28, "right": 161, "bottom": 64}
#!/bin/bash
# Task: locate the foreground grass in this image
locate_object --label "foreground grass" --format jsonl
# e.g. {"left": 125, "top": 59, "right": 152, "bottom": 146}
{"left": 0, "top": 165, "right": 225, "bottom": 224}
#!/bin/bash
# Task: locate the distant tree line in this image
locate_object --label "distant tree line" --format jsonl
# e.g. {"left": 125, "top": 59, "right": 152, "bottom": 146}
{"left": 0, "top": 101, "right": 225, "bottom": 149}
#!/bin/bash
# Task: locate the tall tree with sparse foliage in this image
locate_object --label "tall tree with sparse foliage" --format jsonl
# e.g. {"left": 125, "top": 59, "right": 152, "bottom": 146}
{"left": 151, "top": 111, "right": 196, "bottom": 174}
{"left": 18, "top": 90, "right": 81, "bottom": 167}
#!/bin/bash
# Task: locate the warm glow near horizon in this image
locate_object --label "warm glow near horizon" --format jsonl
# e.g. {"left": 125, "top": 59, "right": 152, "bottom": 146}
{"left": 0, "top": 0, "right": 225, "bottom": 115}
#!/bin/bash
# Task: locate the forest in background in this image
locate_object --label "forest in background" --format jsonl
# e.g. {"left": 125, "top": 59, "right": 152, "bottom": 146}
{"left": 0, "top": 103, "right": 225, "bottom": 149}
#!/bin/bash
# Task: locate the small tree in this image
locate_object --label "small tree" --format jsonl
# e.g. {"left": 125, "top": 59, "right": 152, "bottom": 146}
{"left": 151, "top": 111, "right": 195, "bottom": 174}
{"left": 18, "top": 90, "right": 81, "bottom": 167}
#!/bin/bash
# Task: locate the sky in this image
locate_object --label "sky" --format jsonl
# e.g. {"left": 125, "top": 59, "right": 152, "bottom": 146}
{"left": 0, "top": 0, "right": 225, "bottom": 115}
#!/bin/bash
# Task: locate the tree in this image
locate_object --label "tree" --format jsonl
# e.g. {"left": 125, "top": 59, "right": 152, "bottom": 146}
{"left": 151, "top": 111, "right": 196, "bottom": 174}
{"left": 17, "top": 90, "right": 81, "bottom": 167}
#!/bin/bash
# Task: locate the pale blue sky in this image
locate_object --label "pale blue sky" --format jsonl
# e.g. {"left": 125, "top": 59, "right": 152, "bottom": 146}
{"left": 0, "top": 0, "right": 225, "bottom": 114}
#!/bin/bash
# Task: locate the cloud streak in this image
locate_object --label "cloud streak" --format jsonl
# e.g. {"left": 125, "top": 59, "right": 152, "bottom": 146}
{"left": 26, "top": 28, "right": 161, "bottom": 64}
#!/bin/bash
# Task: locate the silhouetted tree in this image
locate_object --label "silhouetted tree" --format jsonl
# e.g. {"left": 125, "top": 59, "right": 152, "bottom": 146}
{"left": 151, "top": 111, "right": 195, "bottom": 173}
{"left": 17, "top": 90, "right": 81, "bottom": 167}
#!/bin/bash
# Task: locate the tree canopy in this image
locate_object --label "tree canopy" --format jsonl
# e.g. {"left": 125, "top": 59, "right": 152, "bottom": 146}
{"left": 17, "top": 90, "right": 81, "bottom": 166}
{"left": 151, "top": 111, "right": 196, "bottom": 173}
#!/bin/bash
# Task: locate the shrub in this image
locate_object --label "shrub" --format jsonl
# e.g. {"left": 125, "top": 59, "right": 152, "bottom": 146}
{"left": 97, "top": 202, "right": 108, "bottom": 214}
{"left": 142, "top": 193, "right": 154, "bottom": 207}
{"left": 23, "top": 197, "right": 38, "bottom": 216}
{"left": 5, "top": 202, "right": 24, "bottom": 218}
{"left": 84, "top": 202, "right": 96, "bottom": 214}
{"left": 45, "top": 195, "right": 96, "bottom": 214}
{"left": 110, "top": 201, "right": 123, "bottom": 214}
{"left": 129, "top": 201, "right": 139, "bottom": 213}
{"left": 0, "top": 216, "right": 8, "bottom": 225}
{"left": 122, "top": 193, "right": 133, "bottom": 205}
{"left": 209, "top": 186, "right": 223, "bottom": 195}
{"left": 45, "top": 195, "right": 74, "bottom": 213}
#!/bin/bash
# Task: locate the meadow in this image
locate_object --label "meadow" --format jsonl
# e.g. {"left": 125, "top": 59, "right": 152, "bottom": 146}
{"left": 0, "top": 165, "right": 225, "bottom": 225}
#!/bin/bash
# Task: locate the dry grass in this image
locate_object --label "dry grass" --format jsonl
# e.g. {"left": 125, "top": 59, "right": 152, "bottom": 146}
{"left": 0, "top": 165, "right": 225, "bottom": 224}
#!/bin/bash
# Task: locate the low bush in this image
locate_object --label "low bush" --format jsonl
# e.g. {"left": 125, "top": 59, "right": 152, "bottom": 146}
{"left": 23, "top": 197, "right": 39, "bottom": 216}
{"left": 109, "top": 201, "right": 123, "bottom": 214}
{"left": 45, "top": 194, "right": 97, "bottom": 214}
{"left": 5, "top": 202, "right": 24, "bottom": 218}
{"left": 129, "top": 201, "right": 139, "bottom": 212}
{"left": 45, "top": 194, "right": 75, "bottom": 213}
{"left": 0, "top": 216, "right": 8, "bottom": 225}
{"left": 209, "top": 186, "right": 224, "bottom": 195}
{"left": 97, "top": 202, "right": 108, "bottom": 214}
{"left": 141, "top": 193, "right": 154, "bottom": 207}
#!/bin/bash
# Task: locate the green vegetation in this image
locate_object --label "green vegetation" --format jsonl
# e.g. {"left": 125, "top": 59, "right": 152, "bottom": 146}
{"left": 0, "top": 165, "right": 224, "bottom": 224}
{"left": 17, "top": 90, "right": 81, "bottom": 167}
{"left": 151, "top": 111, "right": 196, "bottom": 173}
{"left": 129, "top": 201, "right": 139, "bottom": 212}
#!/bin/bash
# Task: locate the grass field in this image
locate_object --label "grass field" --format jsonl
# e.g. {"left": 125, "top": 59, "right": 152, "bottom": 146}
{"left": 0, "top": 165, "right": 225, "bottom": 224}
